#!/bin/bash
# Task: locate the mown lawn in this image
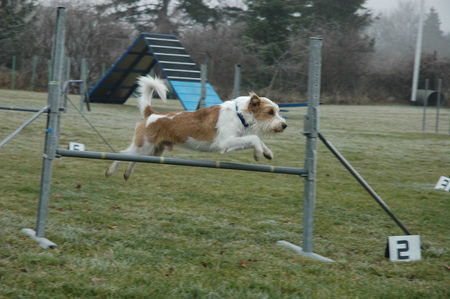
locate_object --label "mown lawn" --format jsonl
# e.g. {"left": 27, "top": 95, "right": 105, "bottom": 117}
{"left": 0, "top": 89, "right": 449, "bottom": 298}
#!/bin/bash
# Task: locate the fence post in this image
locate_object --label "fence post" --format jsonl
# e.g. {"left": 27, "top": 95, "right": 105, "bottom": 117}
{"left": 30, "top": 56, "right": 38, "bottom": 91}
{"left": 47, "top": 59, "right": 52, "bottom": 88}
{"left": 33, "top": 7, "right": 66, "bottom": 244}
{"left": 11, "top": 56, "right": 16, "bottom": 90}
{"left": 422, "top": 79, "right": 429, "bottom": 132}
{"left": 64, "top": 57, "right": 71, "bottom": 83}
{"left": 197, "top": 63, "right": 207, "bottom": 110}
{"left": 80, "top": 58, "right": 88, "bottom": 112}
{"left": 435, "top": 78, "right": 442, "bottom": 134}
{"left": 232, "top": 64, "right": 241, "bottom": 99}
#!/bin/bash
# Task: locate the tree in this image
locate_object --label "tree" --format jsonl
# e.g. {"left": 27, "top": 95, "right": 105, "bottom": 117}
{"left": 0, "top": 0, "right": 36, "bottom": 65}
{"left": 369, "top": 1, "right": 419, "bottom": 69}
{"left": 1, "top": 1, "right": 134, "bottom": 89}
{"left": 422, "top": 7, "right": 450, "bottom": 57}
{"left": 297, "top": 0, "right": 371, "bottom": 30}
{"left": 96, "top": 0, "right": 240, "bottom": 33}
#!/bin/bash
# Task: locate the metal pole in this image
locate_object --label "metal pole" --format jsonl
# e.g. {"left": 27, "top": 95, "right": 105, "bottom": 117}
{"left": 0, "top": 105, "right": 49, "bottom": 149}
{"left": 0, "top": 106, "right": 46, "bottom": 113}
{"left": 422, "top": 79, "right": 429, "bottom": 132}
{"left": 435, "top": 78, "right": 442, "bottom": 134}
{"left": 277, "top": 37, "right": 332, "bottom": 262}
{"left": 47, "top": 59, "right": 52, "bottom": 88}
{"left": 232, "top": 64, "right": 241, "bottom": 99}
{"left": 410, "top": 0, "right": 425, "bottom": 103}
{"left": 30, "top": 56, "right": 38, "bottom": 91}
{"left": 302, "top": 37, "right": 322, "bottom": 253}
{"left": 318, "top": 133, "right": 412, "bottom": 235}
{"left": 62, "top": 57, "right": 71, "bottom": 112}
{"left": 35, "top": 7, "right": 66, "bottom": 239}
{"left": 57, "top": 149, "right": 307, "bottom": 176}
{"left": 64, "top": 57, "right": 71, "bottom": 83}
{"left": 11, "top": 56, "right": 16, "bottom": 90}
{"left": 197, "top": 63, "right": 207, "bottom": 110}
{"left": 80, "top": 58, "right": 88, "bottom": 112}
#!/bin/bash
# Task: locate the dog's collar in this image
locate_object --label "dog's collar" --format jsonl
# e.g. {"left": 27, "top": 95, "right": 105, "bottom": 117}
{"left": 236, "top": 104, "right": 249, "bottom": 128}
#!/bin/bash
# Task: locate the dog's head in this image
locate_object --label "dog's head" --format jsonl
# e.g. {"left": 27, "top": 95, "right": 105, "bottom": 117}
{"left": 246, "top": 92, "right": 287, "bottom": 134}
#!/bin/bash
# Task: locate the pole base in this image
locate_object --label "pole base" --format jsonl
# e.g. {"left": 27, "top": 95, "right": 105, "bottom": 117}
{"left": 22, "top": 228, "right": 57, "bottom": 249}
{"left": 276, "top": 240, "right": 334, "bottom": 262}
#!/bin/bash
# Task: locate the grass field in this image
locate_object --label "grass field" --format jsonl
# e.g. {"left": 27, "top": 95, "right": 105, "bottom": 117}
{"left": 0, "top": 89, "right": 449, "bottom": 298}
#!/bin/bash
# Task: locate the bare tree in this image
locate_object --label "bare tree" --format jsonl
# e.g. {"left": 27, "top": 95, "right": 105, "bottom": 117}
{"left": 5, "top": 1, "right": 134, "bottom": 89}
{"left": 369, "top": 1, "right": 419, "bottom": 70}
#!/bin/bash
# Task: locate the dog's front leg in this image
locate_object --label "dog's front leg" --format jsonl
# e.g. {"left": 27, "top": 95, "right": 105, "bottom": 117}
{"left": 219, "top": 135, "right": 273, "bottom": 161}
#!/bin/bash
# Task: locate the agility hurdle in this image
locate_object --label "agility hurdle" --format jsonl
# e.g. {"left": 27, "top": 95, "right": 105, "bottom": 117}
{"left": 21, "top": 7, "right": 414, "bottom": 262}
{"left": 20, "top": 7, "right": 332, "bottom": 261}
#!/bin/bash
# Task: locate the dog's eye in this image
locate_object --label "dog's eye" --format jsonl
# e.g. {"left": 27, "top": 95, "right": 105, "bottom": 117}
{"left": 268, "top": 110, "right": 274, "bottom": 115}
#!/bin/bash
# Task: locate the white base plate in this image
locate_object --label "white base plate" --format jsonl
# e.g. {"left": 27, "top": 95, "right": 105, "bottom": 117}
{"left": 22, "top": 228, "right": 57, "bottom": 249}
{"left": 277, "top": 240, "right": 334, "bottom": 262}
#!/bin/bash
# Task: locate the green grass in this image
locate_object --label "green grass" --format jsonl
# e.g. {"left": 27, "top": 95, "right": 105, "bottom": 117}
{"left": 0, "top": 89, "right": 449, "bottom": 298}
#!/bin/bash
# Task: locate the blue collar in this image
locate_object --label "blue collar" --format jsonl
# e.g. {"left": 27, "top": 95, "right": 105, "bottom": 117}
{"left": 236, "top": 104, "right": 249, "bottom": 128}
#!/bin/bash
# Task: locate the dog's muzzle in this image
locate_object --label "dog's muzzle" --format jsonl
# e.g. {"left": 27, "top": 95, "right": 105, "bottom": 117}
{"left": 274, "top": 123, "right": 288, "bottom": 133}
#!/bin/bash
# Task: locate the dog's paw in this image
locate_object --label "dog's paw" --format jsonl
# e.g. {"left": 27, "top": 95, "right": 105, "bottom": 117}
{"left": 253, "top": 148, "right": 264, "bottom": 161}
{"left": 263, "top": 147, "right": 273, "bottom": 160}
{"left": 105, "top": 169, "right": 112, "bottom": 177}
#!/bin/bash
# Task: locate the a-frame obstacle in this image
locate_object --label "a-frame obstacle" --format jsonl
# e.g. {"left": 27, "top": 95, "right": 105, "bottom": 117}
{"left": 88, "top": 33, "right": 222, "bottom": 111}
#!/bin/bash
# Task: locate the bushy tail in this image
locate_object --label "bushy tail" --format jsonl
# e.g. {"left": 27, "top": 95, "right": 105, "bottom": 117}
{"left": 137, "top": 75, "right": 168, "bottom": 117}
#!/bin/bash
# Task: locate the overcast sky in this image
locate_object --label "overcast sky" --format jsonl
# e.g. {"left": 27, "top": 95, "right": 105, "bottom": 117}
{"left": 366, "top": 0, "right": 450, "bottom": 33}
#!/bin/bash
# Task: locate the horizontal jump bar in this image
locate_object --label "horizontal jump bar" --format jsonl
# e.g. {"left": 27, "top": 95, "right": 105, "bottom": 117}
{"left": 0, "top": 106, "right": 49, "bottom": 113}
{"left": 56, "top": 149, "right": 307, "bottom": 176}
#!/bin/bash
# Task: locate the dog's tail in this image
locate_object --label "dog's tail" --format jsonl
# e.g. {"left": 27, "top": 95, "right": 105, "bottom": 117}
{"left": 137, "top": 75, "right": 168, "bottom": 118}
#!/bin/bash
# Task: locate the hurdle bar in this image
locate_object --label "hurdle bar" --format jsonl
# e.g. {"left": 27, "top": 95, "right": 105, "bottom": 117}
{"left": 56, "top": 149, "right": 307, "bottom": 176}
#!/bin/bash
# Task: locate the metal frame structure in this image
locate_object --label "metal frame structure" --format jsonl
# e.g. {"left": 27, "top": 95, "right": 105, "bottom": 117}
{"left": 19, "top": 9, "right": 333, "bottom": 261}
{"left": 14, "top": 7, "right": 413, "bottom": 261}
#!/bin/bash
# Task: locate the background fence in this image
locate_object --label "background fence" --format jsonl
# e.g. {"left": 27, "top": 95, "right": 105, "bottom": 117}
{"left": 0, "top": 55, "right": 108, "bottom": 92}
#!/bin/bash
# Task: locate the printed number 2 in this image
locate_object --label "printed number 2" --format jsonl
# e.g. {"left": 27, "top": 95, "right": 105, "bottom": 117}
{"left": 397, "top": 240, "right": 410, "bottom": 260}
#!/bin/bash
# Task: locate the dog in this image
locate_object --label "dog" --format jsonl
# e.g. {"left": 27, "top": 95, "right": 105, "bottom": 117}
{"left": 106, "top": 75, "right": 287, "bottom": 180}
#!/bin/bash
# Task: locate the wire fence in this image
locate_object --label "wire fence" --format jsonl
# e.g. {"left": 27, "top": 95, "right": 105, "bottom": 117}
{"left": 0, "top": 55, "right": 108, "bottom": 92}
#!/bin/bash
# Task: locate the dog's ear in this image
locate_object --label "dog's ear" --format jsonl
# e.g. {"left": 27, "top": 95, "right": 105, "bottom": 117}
{"left": 249, "top": 92, "right": 261, "bottom": 109}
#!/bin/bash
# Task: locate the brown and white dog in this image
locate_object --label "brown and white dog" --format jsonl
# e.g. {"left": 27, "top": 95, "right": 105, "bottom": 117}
{"left": 106, "top": 75, "right": 287, "bottom": 180}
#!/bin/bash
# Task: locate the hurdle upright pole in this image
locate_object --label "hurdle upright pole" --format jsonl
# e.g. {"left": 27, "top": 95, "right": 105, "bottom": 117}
{"left": 303, "top": 37, "right": 322, "bottom": 253}
{"left": 277, "top": 37, "right": 333, "bottom": 262}
{"left": 23, "top": 7, "right": 66, "bottom": 248}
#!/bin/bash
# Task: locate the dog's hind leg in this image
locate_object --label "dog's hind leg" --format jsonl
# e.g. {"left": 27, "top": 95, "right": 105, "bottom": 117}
{"left": 105, "top": 142, "right": 138, "bottom": 178}
{"left": 105, "top": 160, "right": 121, "bottom": 177}
{"left": 124, "top": 162, "right": 137, "bottom": 181}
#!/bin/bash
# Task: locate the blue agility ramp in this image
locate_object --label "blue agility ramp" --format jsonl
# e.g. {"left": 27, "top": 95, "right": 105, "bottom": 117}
{"left": 170, "top": 80, "right": 222, "bottom": 111}
{"left": 88, "top": 33, "right": 222, "bottom": 110}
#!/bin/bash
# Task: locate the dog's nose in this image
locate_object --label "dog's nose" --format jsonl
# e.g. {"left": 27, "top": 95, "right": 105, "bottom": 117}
{"left": 282, "top": 123, "right": 288, "bottom": 129}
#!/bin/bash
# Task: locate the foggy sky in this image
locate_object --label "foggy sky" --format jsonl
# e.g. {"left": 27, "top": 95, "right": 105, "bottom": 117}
{"left": 366, "top": 0, "right": 450, "bottom": 33}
